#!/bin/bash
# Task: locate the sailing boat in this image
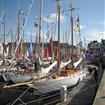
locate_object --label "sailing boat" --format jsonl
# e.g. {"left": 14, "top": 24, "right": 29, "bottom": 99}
{"left": 3, "top": 2, "right": 57, "bottom": 83}
{"left": 3, "top": 0, "right": 87, "bottom": 87}
{"left": 3, "top": 7, "right": 33, "bottom": 82}
{"left": 27, "top": 0, "right": 88, "bottom": 94}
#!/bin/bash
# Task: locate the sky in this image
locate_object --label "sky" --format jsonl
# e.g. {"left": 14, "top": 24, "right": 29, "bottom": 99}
{"left": 0, "top": 0, "right": 105, "bottom": 46}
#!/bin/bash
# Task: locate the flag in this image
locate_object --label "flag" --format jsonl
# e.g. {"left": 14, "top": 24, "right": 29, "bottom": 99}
{"left": 17, "top": 39, "right": 23, "bottom": 60}
{"left": 27, "top": 43, "right": 32, "bottom": 59}
{"left": 77, "top": 16, "right": 80, "bottom": 33}
{"left": 46, "top": 25, "right": 53, "bottom": 43}
{"left": 48, "top": 37, "right": 52, "bottom": 57}
{"left": 28, "top": 0, "right": 32, "bottom": 10}
{"left": 35, "top": 22, "right": 38, "bottom": 27}
{"left": 25, "top": 49, "right": 29, "bottom": 58}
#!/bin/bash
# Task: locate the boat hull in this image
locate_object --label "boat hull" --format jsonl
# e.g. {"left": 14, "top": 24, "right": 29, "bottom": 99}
{"left": 3, "top": 73, "right": 32, "bottom": 83}
{"left": 28, "top": 70, "right": 88, "bottom": 93}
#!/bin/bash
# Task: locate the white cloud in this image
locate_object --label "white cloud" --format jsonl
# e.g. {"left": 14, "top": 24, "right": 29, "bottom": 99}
{"left": 25, "top": 32, "right": 35, "bottom": 35}
{"left": 43, "top": 13, "right": 66, "bottom": 23}
{"left": 80, "top": 25, "right": 87, "bottom": 30}
{"left": 86, "top": 31, "right": 105, "bottom": 42}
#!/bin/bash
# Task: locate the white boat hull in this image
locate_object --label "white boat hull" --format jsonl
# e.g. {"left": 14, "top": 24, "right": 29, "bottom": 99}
{"left": 35, "top": 76, "right": 79, "bottom": 93}
{"left": 28, "top": 70, "right": 88, "bottom": 93}
{"left": 3, "top": 73, "right": 32, "bottom": 83}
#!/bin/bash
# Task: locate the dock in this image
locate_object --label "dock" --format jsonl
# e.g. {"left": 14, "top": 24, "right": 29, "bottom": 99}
{"left": 0, "top": 64, "right": 104, "bottom": 105}
{"left": 56, "top": 64, "right": 104, "bottom": 105}
{"left": 93, "top": 69, "right": 105, "bottom": 105}
{"left": 56, "top": 74, "right": 98, "bottom": 105}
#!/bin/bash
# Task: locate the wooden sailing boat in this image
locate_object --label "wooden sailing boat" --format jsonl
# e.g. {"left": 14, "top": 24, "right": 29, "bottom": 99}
{"left": 3, "top": 2, "right": 57, "bottom": 83}
{"left": 27, "top": 0, "right": 88, "bottom": 94}
{"left": 3, "top": 0, "right": 88, "bottom": 87}
{"left": 2, "top": 8, "right": 6, "bottom": 64}
{"left": 3, "top": 8, "right": 33, "bottom": 83}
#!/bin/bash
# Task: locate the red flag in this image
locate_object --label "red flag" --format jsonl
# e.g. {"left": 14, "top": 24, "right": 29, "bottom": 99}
{"left": 48, "top": 38, "right": 52, "bottom": 57}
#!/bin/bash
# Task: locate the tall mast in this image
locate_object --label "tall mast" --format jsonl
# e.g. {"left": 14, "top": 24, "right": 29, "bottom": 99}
{"left": 10, "top": 22, "right": 13, "bottom": 57}
{"left": 41, "top": 32, "right": 44, "bottom": 61}
{"left": 17, "top": 9, "right": 24, "bottom": 60}
{"left": 10, "top": 22, "right": 12, "bottom": 48}
{"left": 71, "top": 5, "right": 74, "bottom": 68}
{"left": 22, "top": 14, "right": 25, "bottom": 60}
{"left": 17, "top": 10, "right": 20, "bottom": 59}
{"left": 69, "top": 1, "right": 77, "bottom": 68}
{"left": 38, "top": 0, "right": 43, "bottom": 58}
{"left": 56, "top": 0, "right": 60, "bottom": 73}
{"left": 3, "top": 9, "right": 6, "bottom": 64}
{"left": 35, "top": 22, "right": 38, "bottom": 60}
{"left": 30, "top": 32, "right": 33, "bottom": 60}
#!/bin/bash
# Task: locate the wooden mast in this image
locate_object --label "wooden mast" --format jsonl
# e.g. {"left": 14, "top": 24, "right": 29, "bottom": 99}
{"left": 71, "top": 5, "right": 74, "bottom": 68}
{"left": 56, "top": 0, "right": 60, "bottom": 74}
{"left": 17, "top": 10, "right": 20, "bottom": 60}
{"left": 30, "top": 32, "right": 33, "bottom": 59}
{"left": 41, "top": 32, "right": 44, "bottom": 61}
{"left": 38, "top": 0, "right": 43, "bottom": 59}
{"left": 3, "top": 9, "right": 6, "bottom": 64}
{"left": 70, "top": 2, "right": 79, "bottom": 67}
{"left": 10, "top": 22, "right": 13, "bottom": 57}
{"left": 17, "top": 9, "right": 24, "bottom": 60}
{"left": 22, "top": 14, "right": 25, "bottom": 60}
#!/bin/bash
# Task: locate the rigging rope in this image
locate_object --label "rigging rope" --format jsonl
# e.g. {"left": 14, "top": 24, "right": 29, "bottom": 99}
{"left": 0, "top": 10, "right": 4, "bottom": 22}
{"left": 0, "top": 25, "right": 11, "bottom": 41}
{"left": 17, "top": 82, "right": 98, "bottom": 105}
{"left": 6, "top": 0, "right": 34, "bottom": 69}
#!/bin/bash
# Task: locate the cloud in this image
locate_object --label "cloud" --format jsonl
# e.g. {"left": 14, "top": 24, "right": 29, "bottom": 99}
{"left": 43, "top": 13, "right": 66, "bottom": 23}
{"left": 25, "top": 32, "right": 35, "bottom": 35}
{"left": 86, "top": 31, "right": 105, "bottom": 42}
{"left": 80, "top": 25, "right": 87, "bottom": 30}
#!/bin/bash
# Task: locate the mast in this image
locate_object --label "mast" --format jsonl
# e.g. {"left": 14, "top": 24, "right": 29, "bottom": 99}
{"left": 56, "top": 0, "right": 60, "bottom": 74}
{"left": 3, "top": 9, "right": 6, "bottom": 64}
{"left": 17, "top": 10, "right": 20, "bottom": 60}
{"left": 35, "top": 21, "right": 38, "bottom": 60}
{"left": 22, "top": 14, "right": 25, "bottom": 60}
{"left": 69, "top": 2, "right": 78, "bottom": 68}
{"left": 41, "top": 32, "right": 44, "bottom": 61}
{"left": 10, "top": 22, "right": 13, "bottom": 57}
{"left": 17, "top": 9, "right": 24, "bottom": 60}
{"left": 30, "top": 32, "right": 33, "bottom": 60}
{"left": 71, "top": 5, "right": 74, "bottom": 68}
{"left": 34, "top": 22, "right": 39, "bottom": 72}
{"left": 77, "top": 15, "right": 81, "bottom": 58}
{"left": 38, "top": 0, "right": 43, "bottom": 59}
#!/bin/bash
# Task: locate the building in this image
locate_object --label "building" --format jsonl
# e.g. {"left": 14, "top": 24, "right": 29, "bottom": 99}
{"left": 7, "top": 41, "right": 78, "bottom": 60}
{"left": 101, "top": 39, "right": 105, "bottom": 53}
{"left": 87, "top": 41, "right": 102, "bottom": 56}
